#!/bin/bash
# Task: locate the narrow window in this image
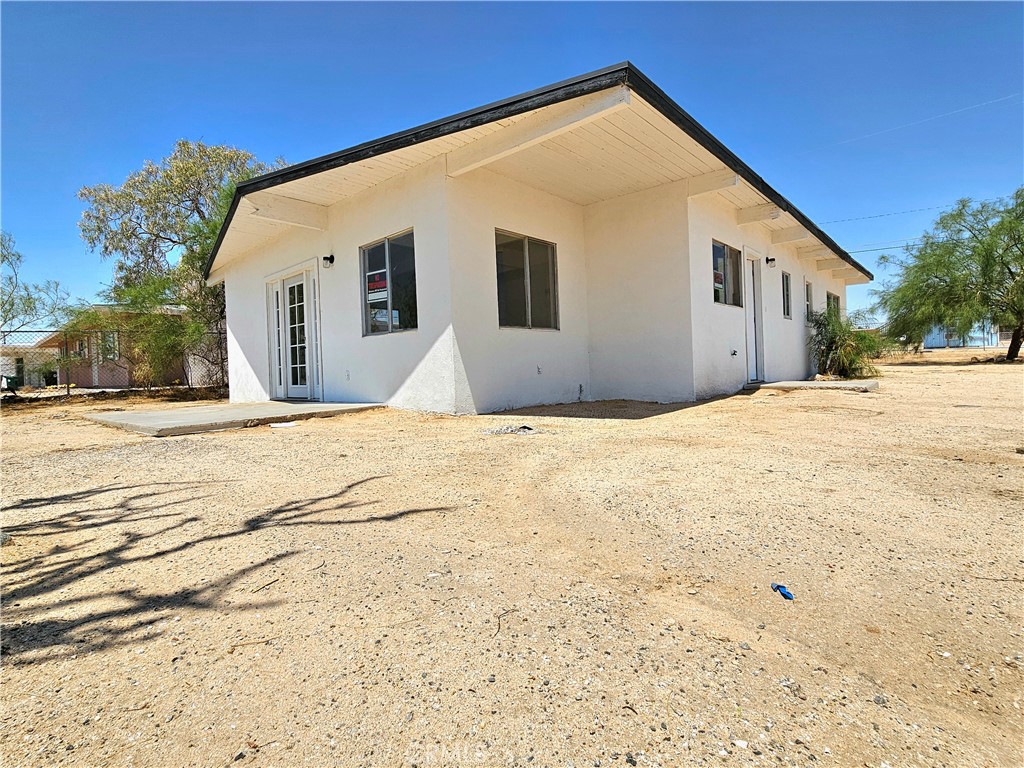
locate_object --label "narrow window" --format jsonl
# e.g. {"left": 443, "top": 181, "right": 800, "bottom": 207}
{"left": 273, "top": 288, "right": 283, "bottom": 387}
{"left": 100, "top": 331, "right": 119, "bottom": 361}
{"left": 826, "top": 292, "right": 840, "bottom": 313}
{"left": 712, "top": 240, "right": 742, "bottom": 307}
{"left": 361, "top": 230, "right": 417, "bottom": 335}
{"left": 781, "top": 272, "right": 792, "bottom": 319}
{"left": 804, "top": 281, "right": 813, "bottom": 320}
{"left": 288, "top": 282, "right": 307, "bottom": 386}
{"left": 495, "top": 230, "right": 558, "bottom": 329}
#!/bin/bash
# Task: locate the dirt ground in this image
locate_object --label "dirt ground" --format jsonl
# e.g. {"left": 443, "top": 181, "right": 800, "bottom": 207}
{"left": 2, "top": 349, "right": 1021, "bottom": 767}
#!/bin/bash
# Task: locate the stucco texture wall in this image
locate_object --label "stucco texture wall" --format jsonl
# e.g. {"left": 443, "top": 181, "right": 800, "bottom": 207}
{"left": 217, "top": 160, "right": 853, "bottom": 413}
{"left": 687, "top": 192, "right": 849, "bottom": 400}
{"left": 584, "top": 180, "right": 695, "bottom": 403}
{"left": 221, "top": 158, "right": 462, "bottom": 412}
{"left": 446, "top": 169, "right": 590, "bottom": 413}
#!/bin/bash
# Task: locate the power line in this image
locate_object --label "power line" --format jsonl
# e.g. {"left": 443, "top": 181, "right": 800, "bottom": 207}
{"left": 847, "top": 243, "right": 922, "bottom": 254}
{"left": 829, "top": 94, "right": 1021, "bottom": 147}
{"left": 847, "top": 237, "right": 968, "bottom": 255}
{"left": 820, "top": 197, "right": 1003, "bottom": 225}
{"left": 792, "top": 93, "right": 1022, "bottom": 156}
{"left": 821, "top": 206, "right": 947, "bottom": 224}
{"left": 849, "top": 235, "right": 929, "bottom": 248}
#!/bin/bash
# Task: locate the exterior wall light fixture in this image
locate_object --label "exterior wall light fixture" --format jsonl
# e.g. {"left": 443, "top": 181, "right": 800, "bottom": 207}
{"left": 323, "top": 254, "right": 335, "bottom": 269}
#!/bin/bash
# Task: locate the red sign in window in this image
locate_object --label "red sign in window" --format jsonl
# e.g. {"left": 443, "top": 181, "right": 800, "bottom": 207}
{"left": 366, "top": 270, "right": 388, "bottom": 302}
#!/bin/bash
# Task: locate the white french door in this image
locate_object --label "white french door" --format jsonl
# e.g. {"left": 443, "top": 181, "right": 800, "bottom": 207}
{"left": 268, "top": 271, "right": 319, "bottom": 400}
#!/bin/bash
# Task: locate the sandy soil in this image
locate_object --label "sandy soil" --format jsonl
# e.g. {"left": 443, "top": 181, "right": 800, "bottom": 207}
{"left": 2, "top": 351, "right": 1022, "bottom": 767}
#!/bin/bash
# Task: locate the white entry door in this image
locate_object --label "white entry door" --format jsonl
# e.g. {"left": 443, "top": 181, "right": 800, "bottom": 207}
{"left": 744, "top": 255, "right": 763, "bottom": 383}
{"left": 268, "top": 272, "right": 318, "bottom": 400}
{"left": 284, "top": 275, "right": 310, "bottom": 398}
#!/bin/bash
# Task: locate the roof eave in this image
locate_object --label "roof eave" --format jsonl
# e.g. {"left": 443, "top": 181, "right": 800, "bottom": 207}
{"left": 204, "top": 62, "right": 871, "bottom": 281}
{"left": 203, "top": 63, "right": 633, "bottom": 279}
{"left": 621, "top": 66, "right": 872, "bottom": 281}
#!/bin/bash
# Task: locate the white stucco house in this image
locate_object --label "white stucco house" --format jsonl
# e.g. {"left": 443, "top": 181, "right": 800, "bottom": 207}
{"left": 205, "top": 63, "right": 872, "bottom": 414}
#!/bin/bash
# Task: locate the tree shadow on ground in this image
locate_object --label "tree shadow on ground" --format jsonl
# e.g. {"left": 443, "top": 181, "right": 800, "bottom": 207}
{"left": 1, "top": 477, "right": 450, "bottom": 665}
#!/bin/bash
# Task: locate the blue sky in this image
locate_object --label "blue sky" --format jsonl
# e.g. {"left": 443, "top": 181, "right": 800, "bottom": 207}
{"left": 3, "top": 2, "right": 1022, "bottom": 315}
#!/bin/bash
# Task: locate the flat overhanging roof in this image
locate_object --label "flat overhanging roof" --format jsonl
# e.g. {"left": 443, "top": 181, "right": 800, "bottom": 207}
{"left": 205, "top": 62, "right": 872, "bottom": 284}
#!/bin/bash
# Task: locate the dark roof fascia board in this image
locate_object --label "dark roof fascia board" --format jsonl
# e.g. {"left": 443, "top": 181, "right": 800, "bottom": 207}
{"left": 621, "top": 67, "right": 871, "bottom": 279}
{"left": 240, "top": 63, "right": 631, "bottom": 194}
{"left": 205, "top": 62, "right": 870, "bottom": 280}
{"left": 204, "top": 63, "right": 631, "bottom": 279}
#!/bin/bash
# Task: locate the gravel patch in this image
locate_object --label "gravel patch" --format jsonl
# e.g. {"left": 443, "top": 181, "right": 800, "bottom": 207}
{"left": 1, "top": 351, "right": 1021, "bottom": 766}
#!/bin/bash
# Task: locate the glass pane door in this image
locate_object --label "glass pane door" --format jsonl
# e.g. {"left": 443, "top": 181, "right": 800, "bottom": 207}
{"left": 284, "top": 275, "right": 309, "bottom": 399}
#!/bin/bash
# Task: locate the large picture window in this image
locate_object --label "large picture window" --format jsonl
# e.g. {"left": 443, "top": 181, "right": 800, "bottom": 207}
{"left": 361, "top": 230, "right": 417, "bottom": 335}
{"left": 495, "top": 230, "right": 558, "bottom": 329}
{"left": 712, "top": 240, "right": 742, "bottom": 307}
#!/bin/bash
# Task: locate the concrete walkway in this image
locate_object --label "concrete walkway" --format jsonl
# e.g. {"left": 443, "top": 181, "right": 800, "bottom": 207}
{"left": 744, "top": 379, "right": 879, "bottom": 393}
{"left": 85, "top": 401, "right": 381, "bottom": 437}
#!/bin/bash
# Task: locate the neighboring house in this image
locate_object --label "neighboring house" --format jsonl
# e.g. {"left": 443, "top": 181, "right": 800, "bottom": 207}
{"left": 35, "top": 306, "right": 188, "bottom": 389}
{"left": 205, "top": 62, "right": 872, "bottom": 414}
{"left": 922, "top": 323, "right": 1003, "bottom": 349}
{"left": 0, "top": 345, "right": 59, "bottom": 388}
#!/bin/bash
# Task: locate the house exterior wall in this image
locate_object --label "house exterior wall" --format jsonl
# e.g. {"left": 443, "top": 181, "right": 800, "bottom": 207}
{"left": 923, "top": 323, "right": 1003, "bottom": 349}
{"left": 687, "top": 192, "right": 849, "bottom": 399}
{"left": 58, "top": 358, "right": 181, "bottom": 388}
{"left": 219, "top": 166, "right": 855, "bottom": 412}
{"left": 446, "top": 169, "right": 590, "bottom": 413}
{"left": 584, "top": 180, "right": 695, "bottom": 402}
{"left": 0, "top": 355, "right": 25, "bottom": 382}
{"left": 1, "top": 349, "right": 58, "bottom": 387}
{"left": 48, "top": 333, "right": 184, "bottom": 389}
{"left": 222, "top": 157, "right": 461, "bottom": 412}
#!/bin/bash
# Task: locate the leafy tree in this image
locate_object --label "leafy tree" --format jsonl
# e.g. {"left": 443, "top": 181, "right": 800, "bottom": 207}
{"left": 178, "top": 179, "right": 243, "bottom": 328}
{"left": 874, "top": 189, "right": 1024, "bottom": 360}
{"left": 77, "top": 140, "right": 282, "bottom": 383}
{"left": 1, "top": 232, "right": 73, "bottom": 331}
{"left": 78, "top": 140, "right": 279, "bottom": 291}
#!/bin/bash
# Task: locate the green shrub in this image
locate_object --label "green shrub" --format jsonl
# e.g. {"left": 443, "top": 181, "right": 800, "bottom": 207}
{"left": 854, "top": 330, "right": 909, "bottom": 360}
{"left": 807, "top": 308, "right": 880, "bottom": 378}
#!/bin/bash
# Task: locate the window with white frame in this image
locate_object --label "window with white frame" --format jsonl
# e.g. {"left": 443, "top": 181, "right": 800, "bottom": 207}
{"left": 804, "top": 281, "right": 813, "bottom": 320}
{"left": 782, "top": 272, "right": 792, "bottom": 319}
{"left": 826, "top": 291, "right": 840, "bottom": 313}
{"left": 495, "top": 230, "right": 558, "bottom": 329}
{"left": 361, "top": 230, "right": 417, "bottom": 335}
{"left": 713, "top": 240, "right": 742, "bottom": 307}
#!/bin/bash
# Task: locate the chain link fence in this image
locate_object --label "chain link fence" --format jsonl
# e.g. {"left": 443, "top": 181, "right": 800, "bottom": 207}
{"left": 1, "top": 328, "right": 227, "bottom": 396}
{"left": 185, "top": 329, "right": 228, "bottom": 389}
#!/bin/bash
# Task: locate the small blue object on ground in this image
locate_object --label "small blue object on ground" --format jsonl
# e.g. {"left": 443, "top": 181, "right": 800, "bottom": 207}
{"left": 771, "top": 583, "right": 794, "bottom": 600}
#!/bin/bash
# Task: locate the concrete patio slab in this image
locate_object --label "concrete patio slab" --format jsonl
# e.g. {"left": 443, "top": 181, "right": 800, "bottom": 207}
{"left": 85, "top": 401, "right": 381, "bottom": 437}
{"left": 744, "top": 379, "right": 879, "bottom": 393}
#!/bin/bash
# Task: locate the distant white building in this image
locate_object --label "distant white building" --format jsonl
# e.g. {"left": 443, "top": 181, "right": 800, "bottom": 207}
{"left": 205, "top": 63, "right": 871, "bottom": 413}
{"left": 922, "top": 323, "right": 1003, "bottom": 349}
